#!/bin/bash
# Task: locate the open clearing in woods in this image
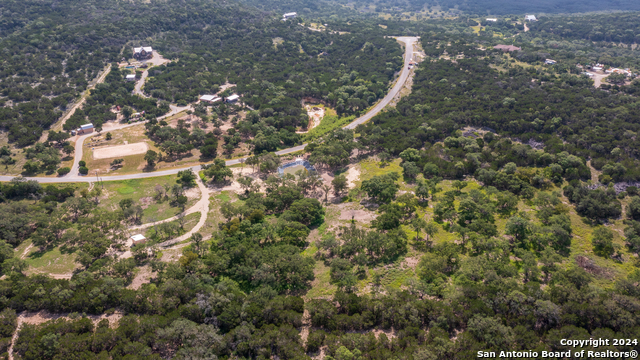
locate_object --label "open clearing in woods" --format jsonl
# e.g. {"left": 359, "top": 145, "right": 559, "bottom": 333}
{"left": 92, "top": 142, "right": 149, "bottom": 159}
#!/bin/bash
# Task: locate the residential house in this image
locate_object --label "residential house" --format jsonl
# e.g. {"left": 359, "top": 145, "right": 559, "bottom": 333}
{"left": 486, "top": 18, "right": 498, "bottom": 22}
{"left": 525, "top": 15, "right": 537, "bottom": 21}
{"left": 133, "top": 46, "right": 153, "bottom": 60}
{"left": 126, "top": 74, "right": 136, "bottom": 82}
{"left": 199, "top": 95, "right": 222, "bottom": 103}
{"left": 545, "top": 59, "right": 557, "bottom": 65}
{"left": 283, "top": 12, "right": 297, "bottom": 20}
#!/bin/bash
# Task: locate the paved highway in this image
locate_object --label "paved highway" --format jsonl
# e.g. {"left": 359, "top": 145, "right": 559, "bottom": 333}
{"left": 0, "top": 37, "right": 418, "bottom": 184}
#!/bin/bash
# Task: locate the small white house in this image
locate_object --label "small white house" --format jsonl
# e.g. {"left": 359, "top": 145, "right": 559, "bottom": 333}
{"left": 545, "top": 59, "right": 557, "bottom": 65}
{"left": 525, "top": 15, "right": 537, "bottom": 21}
{"left": 199, "top": 95, "right": 222, "bottom": 103}
{"left": 486, "top": 18, "right": 498, "bottom": 22}
{"left": 283, "top": 12, "right": 297, "bottom": 20}
{"left": 126, "top": 74, "right": 136, "bottom": 82}
{"left": 225, "top": 94, "right": 240, "bottom": 103}
{"left": 130, "top": 234, "right": 147, "bottom": 246}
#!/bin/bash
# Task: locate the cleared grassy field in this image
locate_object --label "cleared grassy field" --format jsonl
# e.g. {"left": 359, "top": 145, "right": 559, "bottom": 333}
{"left": 96, "top": 175, "right": 199, "bottom": 223}
{"left": 25, "top": 246, "right": 78, "bottom": 276}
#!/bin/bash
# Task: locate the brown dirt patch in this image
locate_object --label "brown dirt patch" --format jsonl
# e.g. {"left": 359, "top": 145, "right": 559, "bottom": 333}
{"left": 184, "top": 186, "right": 201, "bottom": 200}
{"left": 345, "top": 165, "right": 360, "bottom": 189}
{"left": 402, "top": 256, "right": 420, "bottom": 269}
{"left": 338, "top": 209, "right": 377, "bottom": 222}
{"left": 127, "top": 265, "right": 154, "bottom": 290}
{"left": 93, "top": 142, "right": 149, "bottom": 159}
{"left": 139, "top": 197, "right": 153, "bottom": 209}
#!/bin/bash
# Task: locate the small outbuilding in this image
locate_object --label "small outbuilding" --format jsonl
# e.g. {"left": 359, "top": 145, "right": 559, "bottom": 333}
{"left": 77, "top": 123, "right": 94, "bottom": 135}
{"left": 126, "top": 74, "right": 136, "bottom": 82}
{"left": 545, "top": 59, "right": 557, "bottom": 65}
{"left": 225, "top": 94, "right": 240, "bottom": 103}
{"left": 130, "top": 234, "right": 147, "bottom": 246}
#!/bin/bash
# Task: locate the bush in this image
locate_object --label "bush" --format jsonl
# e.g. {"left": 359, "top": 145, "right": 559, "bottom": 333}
{"left": 57, "top": 167, "right": 71, "bottom": 176}
{"left": 592, "top": 226, "right": 614, "bottom": 257}
{"left": 78, "top": 160, "right": 86, "bottom": 167}
{"left": 79, "top": 166, "right": 89, "bottom": 175}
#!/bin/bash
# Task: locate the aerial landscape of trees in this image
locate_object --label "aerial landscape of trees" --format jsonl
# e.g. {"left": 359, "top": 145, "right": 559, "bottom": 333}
{"left": 1, "top": 0, "right": 640, "bottom": 358}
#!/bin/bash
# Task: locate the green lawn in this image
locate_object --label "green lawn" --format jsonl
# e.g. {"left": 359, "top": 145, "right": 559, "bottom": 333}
{"left": 25, "top": 246, "right": 78, "bottom": 276}
{"left": 97, "top": 175, "right": 199, "bottom": 223}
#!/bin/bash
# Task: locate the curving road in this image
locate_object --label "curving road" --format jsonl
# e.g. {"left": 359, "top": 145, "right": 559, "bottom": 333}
{"left": 0, "top": 36, "right": 418, "bottom": 184}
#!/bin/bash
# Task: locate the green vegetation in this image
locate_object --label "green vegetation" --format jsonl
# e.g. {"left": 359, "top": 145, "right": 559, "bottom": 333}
{"left": 3, "top": 2, "right": 640, "bottom": 359}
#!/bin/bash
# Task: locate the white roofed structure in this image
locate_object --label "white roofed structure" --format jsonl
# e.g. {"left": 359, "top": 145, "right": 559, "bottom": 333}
{"left": 199, "top": 95, "right": 222, "bottom": 103}
{"left": 130, "top": 234, "right": 147, "bottom": 245}
{"left": 134, "top": 47, "right": 153, "bottom": 54}
{"left": 226, "top": 94, "right": 240, "bottom": 103}
{"left": 283, "top": 12, "right": 297, "bottom": 19}
{"left": 525, "top": 15, "right": 537, "bottom": 21}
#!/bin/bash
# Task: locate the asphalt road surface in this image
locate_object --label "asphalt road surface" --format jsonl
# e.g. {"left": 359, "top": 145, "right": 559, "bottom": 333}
{"left": 0, "top": 37, "right": 419, "bottom": 184}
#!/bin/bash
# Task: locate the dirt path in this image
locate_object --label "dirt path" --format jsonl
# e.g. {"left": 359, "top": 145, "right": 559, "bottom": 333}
{"left": 128, "top": 182, "right": 204, "bottom": 232}
{"left": 156, "top": 176, "right": 210, "bottom": 247}
{"left": 133, "top": 52, "right": 171, "bottom": 97}
{"left": 120, "top": 175, "right": 210, "bottom": 257}
{"left": 591, "top": 72, "right": 610, "bottom": 88}
{"left": 19, "top": 244, "right": 33, "bottom": 260}
{"left": 48, "top": 65, "right": 112, "bottom": 136}
{"left": 524, "top": 23, "right": 529, "bottom": 32}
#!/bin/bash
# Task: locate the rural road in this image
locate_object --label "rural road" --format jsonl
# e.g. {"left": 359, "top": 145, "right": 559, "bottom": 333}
{"left": 0, "top": 36, "right": 418, "bottom": 184}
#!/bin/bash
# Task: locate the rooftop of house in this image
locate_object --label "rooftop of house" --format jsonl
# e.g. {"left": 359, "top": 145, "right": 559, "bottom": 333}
{"left": 80, "top": 124, "right": 94, "bottom": 129}
{"left": 226, "top": 94, "right": 240, "bottom": 101}
{"left": 131, "top": 234, "right": 146, "bottom": 241}
{"left": 494, "top": 44, "right": 522, "bottom": 52}
{"left": 134, "top": 47, "right": 153, "bottom": 53}
{"left": 200, "top": 95, "right": 219, "bottom": 101}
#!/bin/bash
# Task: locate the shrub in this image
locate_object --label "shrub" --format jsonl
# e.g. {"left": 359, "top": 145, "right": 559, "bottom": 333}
{"left": 57, "top": 167, "right": 71, "bottom": 176}
{"left": 79, "top": 166, "right": 89, "bottom": 175}
{"left": 78, "top": 160, "right": 86, "bottom": 167}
